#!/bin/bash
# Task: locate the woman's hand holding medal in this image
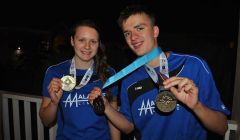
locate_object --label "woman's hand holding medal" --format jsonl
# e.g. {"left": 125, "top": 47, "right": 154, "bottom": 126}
{"left": 48, "top": 75, "right": 77, "bottom": 106}
{"left": 48, "top": 78, "right": 64, "bottom": 106}
{"left": 88, "top": 87, "right": 108, "bottom": 115}
{"left": 163, "top": 76, "right": 199, "bottom": 110}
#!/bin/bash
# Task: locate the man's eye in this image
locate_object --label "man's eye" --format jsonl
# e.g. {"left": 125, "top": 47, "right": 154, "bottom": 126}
{"left": 137, "top": 27, "right": 144, "bottom": 31}
{"left": 79, "top": 39, "right": 85, "bottom": 42}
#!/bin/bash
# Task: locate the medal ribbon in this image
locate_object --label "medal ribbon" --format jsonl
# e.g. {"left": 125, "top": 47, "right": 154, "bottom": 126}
{"left": 144, "top": 50, "right": 169, "bottom": 87}
{"left": 159, "top": 52, "right": 169, "bottom": 78}
{"left": 70, "top": 58, "right": 94, "bottom": 89}
{"left": 102, "top": 47, "right": 162, "bottom": 89}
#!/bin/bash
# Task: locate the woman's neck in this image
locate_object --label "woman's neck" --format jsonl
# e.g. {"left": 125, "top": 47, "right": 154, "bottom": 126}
{"left": 74, "top": 56, "right": 94, "bottom": 69}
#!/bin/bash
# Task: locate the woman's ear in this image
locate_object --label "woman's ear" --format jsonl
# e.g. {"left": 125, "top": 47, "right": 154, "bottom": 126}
{"left": 70, "top": 36, "right": 74, "bottom": 47}
{"left": 153, "top": 26, "right": 159, "bottom": 38}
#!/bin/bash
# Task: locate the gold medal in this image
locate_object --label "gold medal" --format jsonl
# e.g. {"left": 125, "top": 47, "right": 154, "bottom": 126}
{"left": 61, "top": 75, "right": 76, "bottom": 91}
{"left": 155, "top": 90, "right": 176, "bottom": 113}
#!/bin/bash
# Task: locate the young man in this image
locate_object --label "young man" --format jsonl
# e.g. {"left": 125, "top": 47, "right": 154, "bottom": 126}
{"left": 88, "top": 5, "right": 229, "bottom": 140}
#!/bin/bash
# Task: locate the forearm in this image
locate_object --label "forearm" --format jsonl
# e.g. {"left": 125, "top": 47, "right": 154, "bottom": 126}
{"left": 109, "top": 121, "right": 121, "bottom": 140}
{"left": 39, "top": 101, "right": 58, "bottom": 127}
{"left": 105, "top": 103, "right": 134, "bottom": 134}
{"left": 193, "top": 101, "right": 228, "bottom": 135}
{"left": 108, "top": 101, "right": 121, "bottom": 140}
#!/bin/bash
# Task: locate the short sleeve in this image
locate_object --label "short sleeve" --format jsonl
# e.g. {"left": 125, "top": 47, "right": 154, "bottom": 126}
{"left": 197, "top": 59, "right": 230, "bottom": 115}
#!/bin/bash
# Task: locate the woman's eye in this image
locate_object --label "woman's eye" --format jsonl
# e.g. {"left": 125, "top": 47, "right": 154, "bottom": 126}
{"left": 124, "top": 32, "right": 130, "bottom": 38}
{"left": 91, "top": 40, "right": 97, "bottom": 44}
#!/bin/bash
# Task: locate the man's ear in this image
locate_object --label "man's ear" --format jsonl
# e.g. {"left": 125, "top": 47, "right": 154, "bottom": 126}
{"left": 153, "top": 26, "right": 159, "bottom": 38}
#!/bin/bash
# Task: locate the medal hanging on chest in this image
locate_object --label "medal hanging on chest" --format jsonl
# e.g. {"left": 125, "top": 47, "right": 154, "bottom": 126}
{"left": 155, "top": 90, "right": 176, "bottom": 113}
{"left": 155, "top": 74, "right": 177, "bottom": 113}
{"left": 61, "top": 58, "right": 94, "bottom": 91}
{"left": 145, "top": 52, "right": 176, "bottom": 113}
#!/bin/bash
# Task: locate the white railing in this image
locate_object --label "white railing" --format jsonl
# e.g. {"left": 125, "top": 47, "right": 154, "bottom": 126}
{"left": 0, "top": 90, "right": 239, "bottom": 140}
{"left": 225, "top": 120, "right": 239, "bottom": 140}
{"left": 0, "top": 90, "right": 57, "bottom": 140}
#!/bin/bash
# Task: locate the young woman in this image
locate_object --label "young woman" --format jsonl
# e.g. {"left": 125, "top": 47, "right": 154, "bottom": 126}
{"left": 39, "top": 19, "right": 120, "bottom": 140}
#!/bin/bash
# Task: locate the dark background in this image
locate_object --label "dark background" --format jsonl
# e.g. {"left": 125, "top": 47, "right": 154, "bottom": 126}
{"left": 0, "top": 1, "right": 239, "bottom": 139}
{"left": 0, "top": 0, "right": 239, "bottom": 108}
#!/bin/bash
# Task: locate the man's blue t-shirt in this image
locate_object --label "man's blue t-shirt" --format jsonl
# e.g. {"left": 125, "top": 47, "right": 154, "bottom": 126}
{"left": 120, "top": 52, "right": 230, "bottom": 140}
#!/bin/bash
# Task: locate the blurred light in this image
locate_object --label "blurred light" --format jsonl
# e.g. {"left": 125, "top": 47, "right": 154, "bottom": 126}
{"left": 15, "top": 46, "right": 23, "bottom": 56}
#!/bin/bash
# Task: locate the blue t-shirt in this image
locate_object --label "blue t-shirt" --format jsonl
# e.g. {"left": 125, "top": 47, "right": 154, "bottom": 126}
{"left": 42, "top": 60, "right": 118, "bottom": 140}
{"left": 120, "top": 52, "right": 230, "bottom": 140}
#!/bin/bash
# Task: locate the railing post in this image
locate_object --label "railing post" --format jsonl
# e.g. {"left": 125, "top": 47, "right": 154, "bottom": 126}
{"left": 36, "top": 102, "right": 44, "bottom": 140}
{"left": 49, "top": 125, "right": 57, "bottom": 140}
{"left": 24, "top": 101, "right": 32, "bottom": 140}
{"left": 225, "top": 120, "right": 238, "bottom": 140}
{"left": 12, "top": 99, "right": 20, "bottom": 140}
{"left": 2, "top": 95, "right": 10, "bottom": 140}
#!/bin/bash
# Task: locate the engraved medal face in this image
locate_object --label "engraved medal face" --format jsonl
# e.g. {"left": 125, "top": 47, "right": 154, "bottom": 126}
{"left": 155, "top": 90, "right": 176, "bottom": 113}
{"left": 61, "top": 75, "right": 76, "bottom": 91}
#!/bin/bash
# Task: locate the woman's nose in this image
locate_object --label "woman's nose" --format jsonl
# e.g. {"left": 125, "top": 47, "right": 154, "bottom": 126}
{"left": 84, "top": 42, "right": 91, "bottom": 49}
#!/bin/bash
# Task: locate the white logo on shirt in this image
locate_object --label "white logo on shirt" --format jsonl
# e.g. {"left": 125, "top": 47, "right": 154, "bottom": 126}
{"left": 135, "top": 86, "right": 142, "bottom": 91}
{"left": 63, "top": 93, "right": 89, "bottom": 108}
{"left": 138, "top": 99, "right": 155, "bottom": 116}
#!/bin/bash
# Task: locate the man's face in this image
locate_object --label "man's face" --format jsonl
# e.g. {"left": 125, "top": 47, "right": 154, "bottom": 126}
{"left": 122, "top": 13, "right": 159, "bottom": 56}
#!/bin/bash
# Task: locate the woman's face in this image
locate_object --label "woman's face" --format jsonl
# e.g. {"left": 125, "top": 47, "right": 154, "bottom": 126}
{"left": 71, "top": 26, "right": 99, "bottom": 63}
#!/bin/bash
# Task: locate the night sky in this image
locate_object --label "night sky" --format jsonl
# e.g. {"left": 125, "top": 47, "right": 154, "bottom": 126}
{"left": 0, "top": 1, "right": 239, "bottom": 41}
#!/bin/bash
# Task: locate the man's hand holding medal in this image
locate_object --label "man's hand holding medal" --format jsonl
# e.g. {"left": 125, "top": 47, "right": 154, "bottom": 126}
{"left": 163, "top": 76, "right": 199, "bottom": 110}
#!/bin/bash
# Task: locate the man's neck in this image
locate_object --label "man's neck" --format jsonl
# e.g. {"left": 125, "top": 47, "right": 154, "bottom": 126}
{"left": 148, "top": 51, "right": 169, "bottom": 68}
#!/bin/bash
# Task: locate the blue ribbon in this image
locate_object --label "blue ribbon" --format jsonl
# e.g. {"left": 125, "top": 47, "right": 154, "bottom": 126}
{"left": 102, "top": 47, "right": 162, "bottom": 89}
